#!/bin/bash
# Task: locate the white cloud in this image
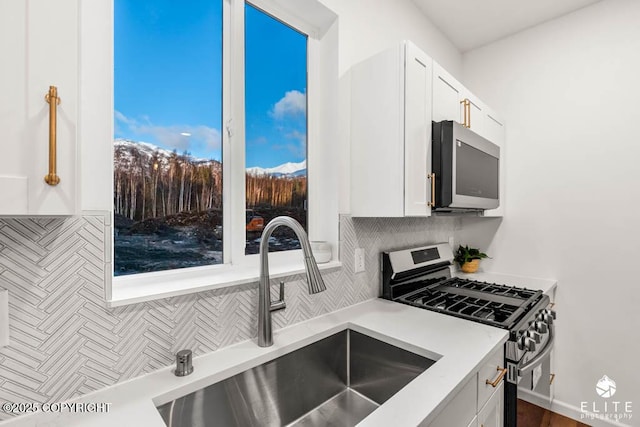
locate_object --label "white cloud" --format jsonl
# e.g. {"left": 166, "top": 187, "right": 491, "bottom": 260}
{"left": 115, "top": 111, "right": 221, "bottom": 154}
{"left": 273, "top": 143, "right": 305, "bottom": 158}
{"left": 248, "top": 136, "right": 268, "bottom": 146}
{"left": 114, "top": 110, "right": 134, "bottom": 125}
{"left": 270, "top": 130, "right": 306, "bottom": 158}
{"left": 270, "top": 90, "right": 306, "bottom": 120}
{"left": 286, "top": 130, "right": 306, "bottom": 147}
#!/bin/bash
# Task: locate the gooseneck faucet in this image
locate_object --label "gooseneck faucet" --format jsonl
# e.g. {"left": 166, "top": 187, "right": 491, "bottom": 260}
{"left": 258, "top": 216, "right": 327, "bottom": 347}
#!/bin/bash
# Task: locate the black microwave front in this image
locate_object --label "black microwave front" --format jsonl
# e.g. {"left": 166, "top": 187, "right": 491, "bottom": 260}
{"left": 432, "top": 120, "right": 500, "bottom": 211}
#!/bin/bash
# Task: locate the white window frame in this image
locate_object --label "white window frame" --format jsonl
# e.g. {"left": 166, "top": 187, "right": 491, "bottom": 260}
{"left": 79, "top": 0, "right": 339, "bottom": 306}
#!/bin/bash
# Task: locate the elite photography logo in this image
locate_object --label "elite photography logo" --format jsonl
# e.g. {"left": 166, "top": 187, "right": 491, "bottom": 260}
{"left": 581, "top": 375, "right": 632, "bottom": 423}
{"left": 596, "top": 375, "right": 617, "bottom": 398}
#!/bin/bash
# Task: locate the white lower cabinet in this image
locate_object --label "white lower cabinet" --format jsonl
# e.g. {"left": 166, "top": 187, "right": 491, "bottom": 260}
{"left": 425, "top": 346, "right": 505, "bottom": 427}
{"left": 478, "top": 382, "right": 504, "bottom": 427}
{"left": 425, "top": 375, "right": 477, "bottom": 427}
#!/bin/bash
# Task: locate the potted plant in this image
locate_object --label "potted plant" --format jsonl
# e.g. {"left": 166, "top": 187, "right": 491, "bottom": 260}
{"left": 454, "top": 245, "right": 489, "bottom": 273}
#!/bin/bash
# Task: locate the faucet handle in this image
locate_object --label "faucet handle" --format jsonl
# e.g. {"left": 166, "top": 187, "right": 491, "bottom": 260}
{"left": 270, "top": 281, "right": 286, "bottom": 312}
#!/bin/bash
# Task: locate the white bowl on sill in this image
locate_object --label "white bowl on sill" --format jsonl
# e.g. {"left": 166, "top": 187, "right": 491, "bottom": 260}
{"left": 310, "top": 241, "right": 332, "bottom": 264}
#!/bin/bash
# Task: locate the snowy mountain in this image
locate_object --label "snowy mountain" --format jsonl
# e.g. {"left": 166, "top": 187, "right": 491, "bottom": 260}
{"left": 114, "top": 139, "right": 305, "bottom": 177}
{"left": 114, "top": 139, "right": 221, "bottom": 168}
{"left": 246, "top": 160, "right": 307, "bottom": 177}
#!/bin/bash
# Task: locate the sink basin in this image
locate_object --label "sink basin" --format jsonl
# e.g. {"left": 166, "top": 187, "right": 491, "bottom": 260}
{"left": 157, "top": 329, "right": 436, "bottom": 427}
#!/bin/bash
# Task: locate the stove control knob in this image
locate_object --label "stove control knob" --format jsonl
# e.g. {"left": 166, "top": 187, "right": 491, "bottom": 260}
{"left": 542, "top": 309, "right": 557, "bottom": 319}
{"left": 533, "top": 321, "right": 548, "bottom": 334}
{"left": 526, "top": 330, "right": 542, "bottom": 344}
{"left": 518, "top": 336, "right": 536, "bottom": 352}
{"left": 537, "top": 313, "right": 554, "bottom": 325}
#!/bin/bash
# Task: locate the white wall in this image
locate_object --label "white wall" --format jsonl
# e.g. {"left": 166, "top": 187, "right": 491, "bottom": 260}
{"left": 461, "top": 0, "right": 640, "bottom": 422}
{"left": 320, "top": 0, "right": 461, "bottom": 77}
{"left": 317, "top": 0, "right": 463, "bottom": 213}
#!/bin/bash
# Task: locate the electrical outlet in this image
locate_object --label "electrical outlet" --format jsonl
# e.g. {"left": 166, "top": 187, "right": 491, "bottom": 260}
{"left": 448, "top": 236, "right": 455, "bottom": 248}
{"left": 354, "top": 248, "right": 365, "bottom": 273}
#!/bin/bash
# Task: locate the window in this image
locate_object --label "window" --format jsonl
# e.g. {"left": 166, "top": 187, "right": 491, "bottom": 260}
{"left": 113, "top": 0, "right": 223, "bottom": 276}
{"left": 113, "top": 0, "right": 315, "bottom": 279}
{"left": 244, "top": 4, "right": 308, "bottom": 255}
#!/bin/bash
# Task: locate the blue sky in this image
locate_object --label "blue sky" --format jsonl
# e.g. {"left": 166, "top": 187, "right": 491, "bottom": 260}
{"left": 114, "top": 1, "right": 307, "bottom": 168}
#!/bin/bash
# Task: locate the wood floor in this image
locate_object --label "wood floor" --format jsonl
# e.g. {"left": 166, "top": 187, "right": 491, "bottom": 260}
{"left": 517, "top": 399, "right": 590, "bottom": 427}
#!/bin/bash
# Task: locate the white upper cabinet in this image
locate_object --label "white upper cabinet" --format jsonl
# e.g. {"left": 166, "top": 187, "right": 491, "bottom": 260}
{"left": 432, "top": 62, "right": 464, "bottom": 124}
{"left": 463, "top": 92, "right": 486, "bottom": 138}
{"left": 481, "top": 105, "right": 505, "bottom": 217}
{"left": 433, "top": 62, "right": 489, "bottom": 141}
{"left": 432, "top": 61, "right": 505, "bottom": 217}
{"left": 0, "top": 0, "right": 79, "bottom": 216}
{"left": 351, "top": 41, "right": 433, "bottom": 217}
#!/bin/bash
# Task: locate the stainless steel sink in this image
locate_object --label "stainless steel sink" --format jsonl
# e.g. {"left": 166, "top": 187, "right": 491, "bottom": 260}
{"left": 157, "top": 329, "right": 436, "bottom": 427}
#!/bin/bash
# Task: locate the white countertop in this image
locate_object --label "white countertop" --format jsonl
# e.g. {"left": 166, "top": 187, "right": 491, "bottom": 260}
{"left": 1, "top": 271, "right": 556, "bottom": 427}
{"left": 0, "top": 299, "right": 508, "bottom": 427}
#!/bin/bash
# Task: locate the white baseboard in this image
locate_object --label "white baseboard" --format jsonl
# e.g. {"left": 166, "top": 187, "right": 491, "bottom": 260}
{"left": 519, "top": 390, "right": 632, "bottom": 427}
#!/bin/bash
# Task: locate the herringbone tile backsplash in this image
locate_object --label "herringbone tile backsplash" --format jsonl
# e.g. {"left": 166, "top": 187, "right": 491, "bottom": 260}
{"left": 0, "top": 214, "right": 456, "bottom": 419}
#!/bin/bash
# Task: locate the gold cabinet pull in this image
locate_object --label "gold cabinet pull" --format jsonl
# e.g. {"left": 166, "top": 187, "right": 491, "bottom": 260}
{"left": 427, "top": 172, "right": 436, "bottom": 207}
{"left": 550, "top": 373, "right": 556, "bottom": 385}
{"left": 466, "top": 99, "right": 471, "bottom": 128}
{"left": 486, "top": 366, "right": 507, "bottom": 387}
{"left": 44, "top": 86, "right": 61, "bottom": 186}
{"left": 460, "top": 99, "right": 471, "bottom": 128}
{"left": 464, "top": 99, "right": 471, "bottom": 128}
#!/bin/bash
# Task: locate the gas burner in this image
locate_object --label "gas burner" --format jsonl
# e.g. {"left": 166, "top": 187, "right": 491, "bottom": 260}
{"left": 397, "top": 276, "right": 542, "bottom": 329}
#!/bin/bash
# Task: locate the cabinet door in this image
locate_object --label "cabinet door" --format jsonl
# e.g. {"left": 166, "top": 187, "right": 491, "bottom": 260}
{"left": 462, "top": 90, "right": 485, "bottom": 138}
{"left": 0, "top": 0, "right": 78, "bottom": 215}
{"left": 432, "top": 62, "right": 464, "bottom": 124}
{"left": 425, "top": 375, "right": 477, "bottom": 427}
{"left": 404, "top": 41, "right": 432, "bottom": 217}
{"left": 482, "top": 107, "right": 505, "bottom": 217}
{"left": 478, "top": 382, "right": 504, "bottom": 427}
{"left": 478, "top": 346, "right": 506, "bottom": 409}
{"left": 432, "top": 63, "right": 485, "bottom": 134}
{"left": 0, "top": 1, "right": 29, "bottom": 214}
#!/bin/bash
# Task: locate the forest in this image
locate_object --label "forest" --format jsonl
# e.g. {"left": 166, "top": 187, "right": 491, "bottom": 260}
{"left": 113, "top": 141, "right": 307, "bottom": 222}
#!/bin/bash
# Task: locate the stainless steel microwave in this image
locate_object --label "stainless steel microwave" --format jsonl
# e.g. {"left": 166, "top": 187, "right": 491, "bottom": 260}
{"left": 432, "top": 120, "right": 500, "bottom": 211}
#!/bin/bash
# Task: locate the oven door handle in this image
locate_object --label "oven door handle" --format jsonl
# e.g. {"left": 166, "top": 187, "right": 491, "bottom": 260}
{"left": 518, "top": 325, "right": 554, "bottom": 376}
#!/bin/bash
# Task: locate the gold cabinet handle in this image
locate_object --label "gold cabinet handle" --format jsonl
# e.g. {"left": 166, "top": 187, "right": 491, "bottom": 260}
{"left": 427, "top": 173, "right": 436, "bottom": 207}
{"left": 550, "top": 373, "right": 556, "bottom": 385}
{"left": 486, "top": 366, "right": 507, "bottom": 387}
{"left": 459, "top": 99, "right": 471, "bottom": 128}
{"left": 550, "top": 302, "right": 556, "bottom": 309}
{"left": 44, "top": 86, "right": 61, "bottom": 186}
{"left": 466, "top": 99, "right": 471, "bottom": 128}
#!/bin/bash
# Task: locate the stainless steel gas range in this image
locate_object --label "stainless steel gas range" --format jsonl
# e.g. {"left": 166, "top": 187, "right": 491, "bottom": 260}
{"left": 381, "top": 243, "right": 556, "bottom": 427}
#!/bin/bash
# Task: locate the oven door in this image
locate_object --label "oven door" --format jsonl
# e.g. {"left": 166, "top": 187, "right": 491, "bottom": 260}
{"left": 517, "top": 324, "right": 555, "bottom": 403}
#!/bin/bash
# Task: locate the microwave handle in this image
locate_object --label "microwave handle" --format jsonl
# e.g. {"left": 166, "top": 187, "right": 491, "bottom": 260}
{"left": 428, "top": 173, "right": 436, "bottom": 207}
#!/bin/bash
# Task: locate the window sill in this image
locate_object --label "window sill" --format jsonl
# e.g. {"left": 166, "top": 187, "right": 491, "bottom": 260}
{"left": 108, "top": 259, "right": 342, "bottom": 308}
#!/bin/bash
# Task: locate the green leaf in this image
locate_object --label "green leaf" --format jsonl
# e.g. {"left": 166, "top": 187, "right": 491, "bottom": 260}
{"left": 453, "top": 244, "right": 490, "bottom": 265}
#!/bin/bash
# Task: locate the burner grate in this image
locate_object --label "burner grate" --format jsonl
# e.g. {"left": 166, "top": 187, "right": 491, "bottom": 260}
{"left": 397, "top": 276, "right": 542, "bottom": 328}
{"left": 447, "top": 277, "right": 538, "bottom": 299}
